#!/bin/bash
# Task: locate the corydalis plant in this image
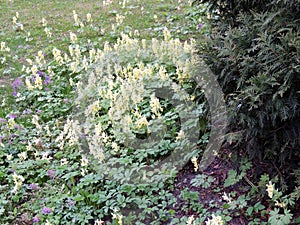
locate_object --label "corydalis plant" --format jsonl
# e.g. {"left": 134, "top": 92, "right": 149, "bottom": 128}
{"left": 62, "top": 29, "right": 203, "bottom": 186}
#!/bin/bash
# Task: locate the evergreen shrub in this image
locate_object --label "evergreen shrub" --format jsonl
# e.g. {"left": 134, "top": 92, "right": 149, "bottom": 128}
{"left": 194, "top": 0, "right": 300, "bottom": 185}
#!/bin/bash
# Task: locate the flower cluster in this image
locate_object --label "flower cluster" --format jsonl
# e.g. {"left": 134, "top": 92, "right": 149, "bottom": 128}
{"left": 12, "top": 173, "right": 24, "bottom": 193}
{"left": 112, "top": 209, "right": 123, "bottom": 225}
{"left": 86, "top": 13, "right": 92, "bottom": 23}
{"left": 44, "top": 27, "right": 52, "bottom": 38}
{"left": 266, "top": 181, "right": 274, "bottom": 198}
{"left": 12, "top": 11, "right": 24, "bottom": 30}
{"left": 115, "top": 14, "right": 125, "bottom": 26}
{"left": 191, "top": 157, "right": 198, "bottom": 172}
{"left": 103, "top": 0, "right": 114, "bottom": 6}
{"left": 41, "top": 17, "right": 47, "bottom": 27}
{"left": 205, "top": 214, "right": 223, "bottom": 225}
{"left": 0, "top": 41, "right": 10, "bottom": 64}
{"left": 150, "top": 93, "right": 163, "bottom": 117}
{"left": 176, "top": 130, "right": 185, "bottom": 142}
{"left": 222, "top": 192, "right": 232, "bottom": 203}
{"left": 186, "top": 215, "right": 195, "bottom": 225}
{"left": 70, "top": 32, "right": 77, "bottom": 44}
{"left": 0, "top": 42, "right": 10, "bottom": 52}
{"left": 55, "top": 118, "right": 81, "bottom": 149}
{"left": 72, "top": 10, "right": 84, "bottom": 27}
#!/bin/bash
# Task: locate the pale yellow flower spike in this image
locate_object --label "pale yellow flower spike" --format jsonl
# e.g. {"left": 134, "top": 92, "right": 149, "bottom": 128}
{"left": 70, "top": 32, "right": 77, "bottom": 44}
{"left": 186, "top": 215, "right": 195, "bottom": 225}
{"left": 41, "top": 17, "right": 47, "bottom": 27}
{"left": 205, "top": 214, "right": 223, "bottom": 225}
{"left": 176, "top": 130, "right": 185, "bottom": 142}
{"left": 87, "top": 13, "right": 92, "bottom": 23}
{"left": 266, "top": 181, "right": 274, "bottom": 198}
{"left": 13, "top": 16, "right": 17, "bottom": 24}
{"left": 191, "top": 157, "right": 198, "bottom": 172}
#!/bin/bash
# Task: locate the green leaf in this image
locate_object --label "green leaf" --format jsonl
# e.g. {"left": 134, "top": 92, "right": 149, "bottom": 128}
{"left": 247, "top": 206, "right": 253, "bottom": 215}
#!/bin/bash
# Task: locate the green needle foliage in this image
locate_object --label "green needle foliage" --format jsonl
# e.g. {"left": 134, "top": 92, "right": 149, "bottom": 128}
{"left": 194, "top": 0, "right": 300, "bottom": 184}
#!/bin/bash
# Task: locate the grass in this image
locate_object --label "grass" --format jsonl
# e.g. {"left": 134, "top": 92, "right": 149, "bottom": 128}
{"left": 0, "top": 0, "right": 202, "bottom": 97}
{"left": 0, "top": 0, "right": 199, "bottom": 76}
{"left": 0, "top": 0, "right": 203, "bottom": 118}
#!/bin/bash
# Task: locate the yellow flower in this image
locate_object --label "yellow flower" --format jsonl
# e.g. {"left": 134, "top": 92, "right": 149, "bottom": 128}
{"left": 266, "top": 181, "right": 274, "bottom": 198}
{"left": 26, "top": 58, "right": 33, "bottom": 65}
{"left": 81, "top": 168, "right": 87, "bottom": 176}
{"left": 60, "top": 158, "right": 68, "bottom": 166}
{"left": 86, "top": 13, "right": 92, "bottom": 22}
{"left": 69, "top": 62, "right": 77, "bottom": 73}
{"left": 68, "top": 45, "right": 74, "bottom": 57}
{"left": 12, "top": 173, "right": 24, "bottom": 193}
{"left": 73, "top": 10, "right": 79, "bottom": 26}
{"left": 81, "top": 156, "right": 89, "bottom": 167}
{"left": 176, "top": 130, "right": 185, "bottom": 141}
{"left": 31, "top": 65, "right": 38, "bottom": 75}
{"left": 44, "top": 27, "right": 52, "bottom": 38}
{"left": 13, "top": 16, "right": 17, "bottom": 24}
{"left": 275, "top": 200, "right": 286, "bottom": 208}
{"left": 205, "top": 214, "right": 223, "bottom": 225}
{"left": 45, "top": 220, "right": 52, "bottom": 225}
{"left": 41, "top": 17, "right": 47, "bottom": 27}
{"left": 16, "top": 12, "right": 19, "bottom": 18}
{"left": 25, "top": 77, "right": 34, "bottom": 91}
{"left": 52, "top": 48, "right": 64, "bottom": 65}
{"left": 112, "top": 209, "right": 123, "bottom": 225}
{"left": 110, "top": 142, "right": 118, "bottom": 152}
{"left": 85, "top": 100, "right": 100, "bottom": 117}
{"left": 163, "top": 27, "right": 171, "bottom": 41}
{"left": 191, "top": 157, "right": 198, "bottom": 172}
{"left": 70, "top": 32, "right": 77, "bottom": 44}
{"left": 94, "top": 219, "right": 104, "bottom": 225}
{"left": 74, "top": 44, "right": 81, "bottom": 59}
{"left": 89, "top": 48, "right": 96, "bottom": 61}
{"left": 18, "top": 152, "right": 27, "bottom": 161}
{"left": 116, "top": 14, "right": 125, "bottom": 26}
{"left": 1, "top": 42, "right": 6, "bottom": 51}
{"left": 6, "top": 154, "right": 13, "bottom": 160}
{"left": 186, "top": 215, "right": 195, "bottom": 225}
{"left": 32, "top": 115, "right": 41, "bottom": 128}
{"left": 82, "top": 55, "right": 88, "bottom": 70}
{"left": 26, "top": 142, "right": 33, "bottom": 151}
{"left": 52, "top": 48, "right": 61, "bottom": 58}
{"left": 34, "top": 151, "right": 39, "bottom": 160}
{"left": 222, "top": 192, "right": 232, "bottom": 203}
{"left": 8, "top": 118, "right": 15, "bottom": 128}
{"left": 35, "top": 75, "right": 43, "bottom": 90}
{"left": 150, "top": 94, "right": 163, "bottom": 116}
{"left": 38, "top": 50, "right": 44, "bottom": 60}
{"left": 136, "top": 116, "right": 148, "bottom": 129}
{"left": 41, "top": 152, "right": 53, "bottom": 162}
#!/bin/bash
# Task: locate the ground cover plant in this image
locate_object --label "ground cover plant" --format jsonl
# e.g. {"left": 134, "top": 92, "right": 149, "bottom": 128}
{"left": 0, "top": 0, "right": 299, "bottom": 224}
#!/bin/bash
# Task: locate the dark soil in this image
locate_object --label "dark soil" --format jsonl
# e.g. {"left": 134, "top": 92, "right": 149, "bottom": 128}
{"left": 168, "top": 147, "right": 300, "bottom": 224}
{"left": 169, "top": 148, "right": 251, "bottom": 224}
